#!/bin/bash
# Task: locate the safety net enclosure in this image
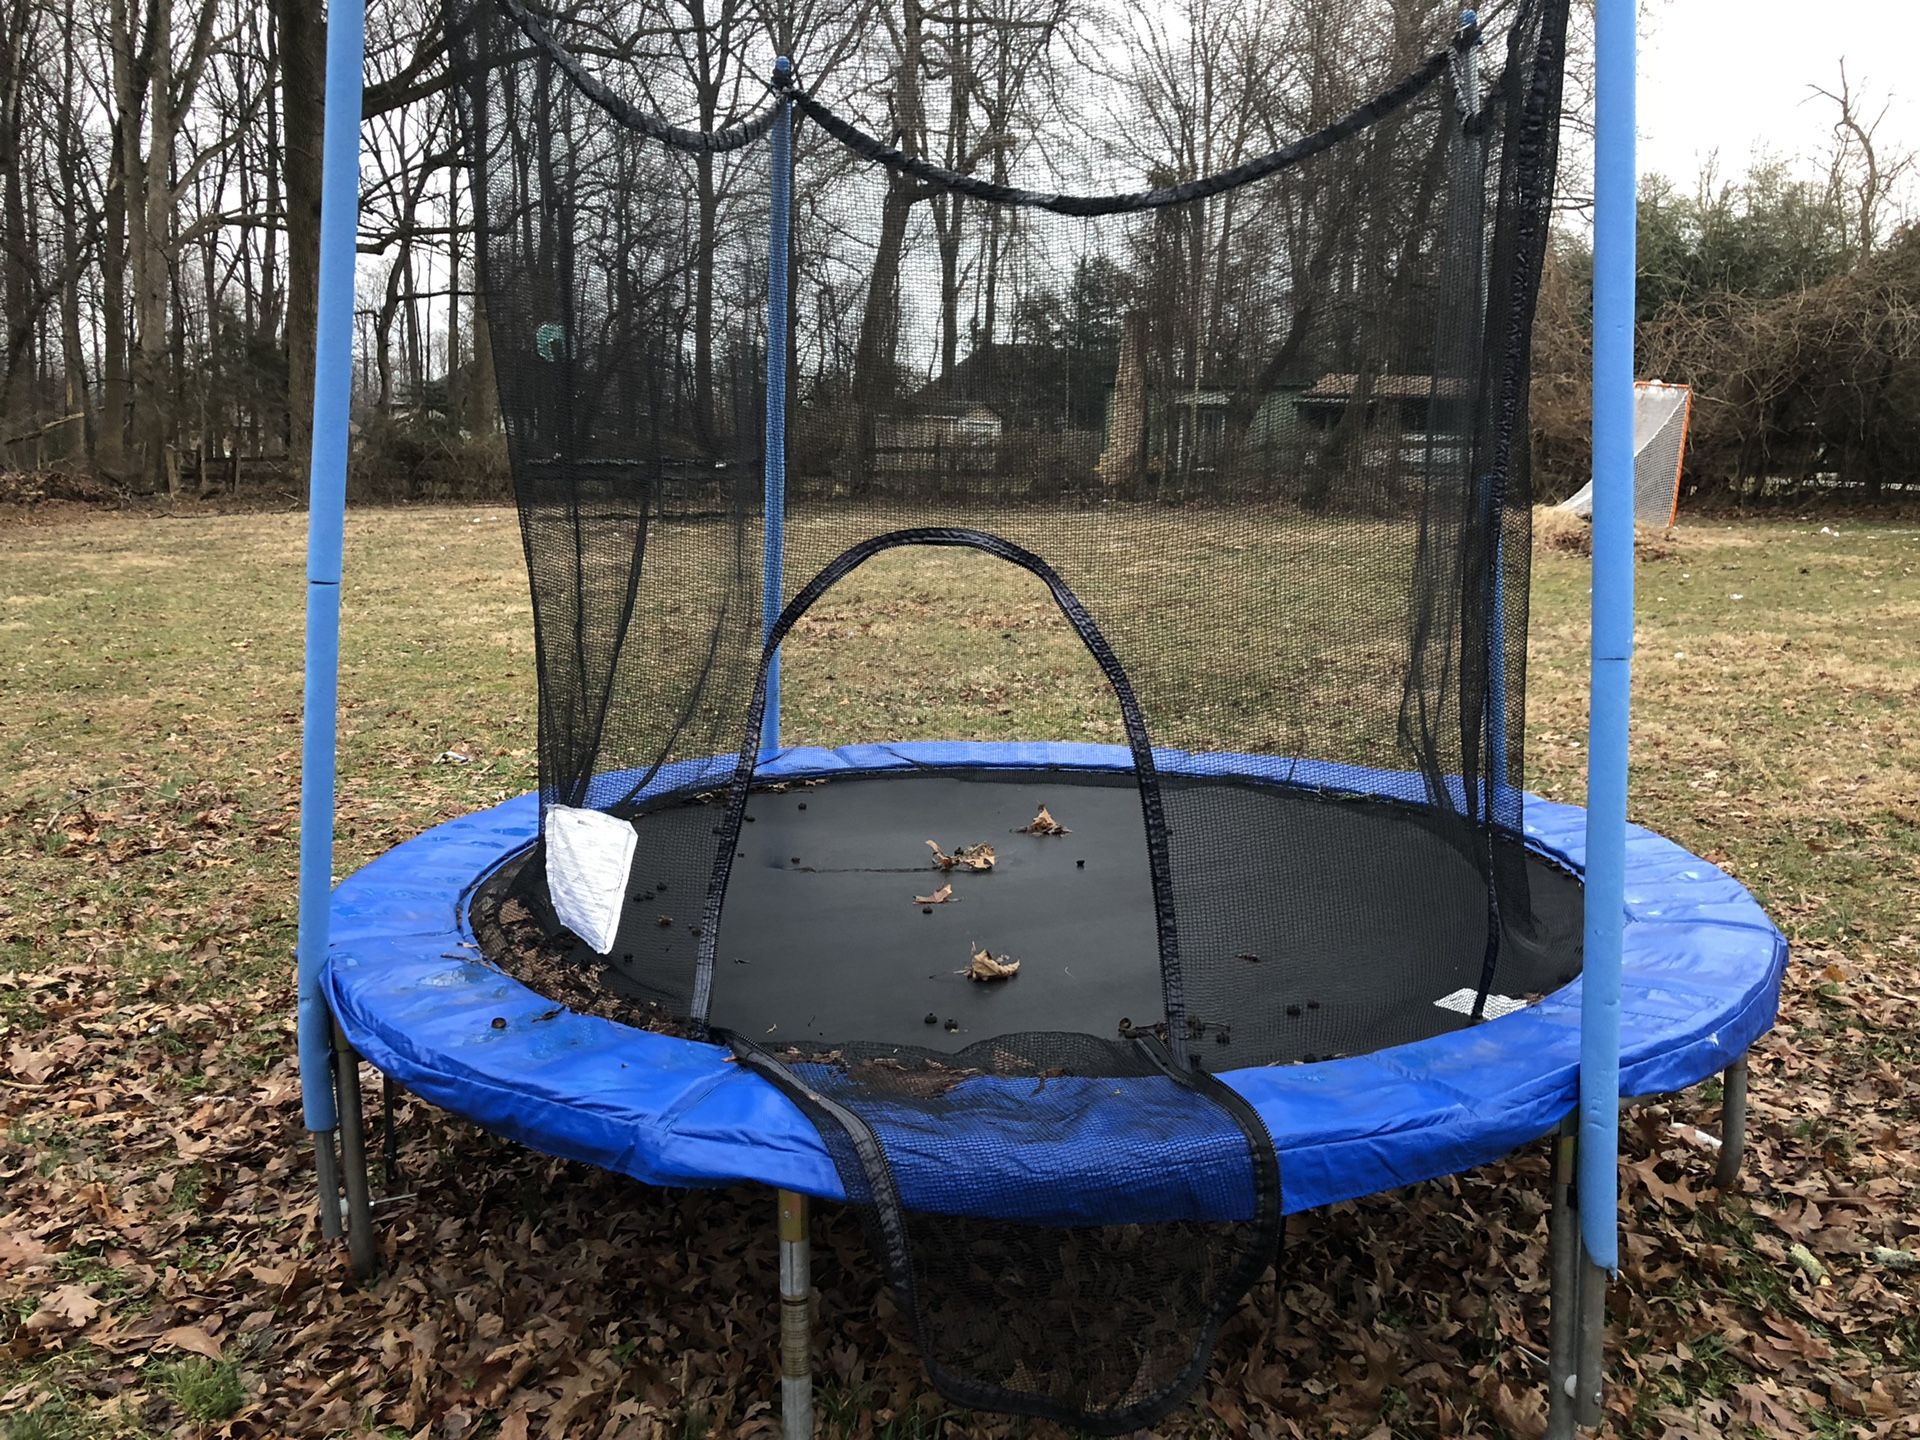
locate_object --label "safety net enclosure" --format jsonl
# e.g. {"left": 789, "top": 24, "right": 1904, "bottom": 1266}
{"left": 456, "top": 0, "right": 1569, "bottom": 1033}
{"left": 440, "top": 0, "right": 1577, "bottom": 1425}
{"left": 1558, "top": 379, "right": 1693, "bottom": 526}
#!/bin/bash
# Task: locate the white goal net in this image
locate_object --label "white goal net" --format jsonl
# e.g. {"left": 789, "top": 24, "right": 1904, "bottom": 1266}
{"left": 1558, "top": 380, "right": 1693, "bottom": 528}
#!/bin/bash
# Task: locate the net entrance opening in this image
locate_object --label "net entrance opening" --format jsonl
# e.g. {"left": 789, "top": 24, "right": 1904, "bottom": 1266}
{"left": 774, "top": 542, "right": 1130, "bottom": 747}
{"left": 707, "top": 539, "right": 1159, "bottom": 1049}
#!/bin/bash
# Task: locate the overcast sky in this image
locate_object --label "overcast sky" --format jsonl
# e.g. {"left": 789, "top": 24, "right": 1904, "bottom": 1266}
{"left": 1637, "top": 0, "right": 1920, "bottom": 190}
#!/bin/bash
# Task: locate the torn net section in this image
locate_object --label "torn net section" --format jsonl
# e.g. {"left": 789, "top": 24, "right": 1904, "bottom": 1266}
{"left": 737, "top": 1035, "right": 1280, "bottom": 1432}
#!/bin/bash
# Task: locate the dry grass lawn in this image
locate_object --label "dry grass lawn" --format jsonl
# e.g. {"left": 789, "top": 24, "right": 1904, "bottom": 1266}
{"left": 0, "top": 503, "right": 1915, "bottom": 1439}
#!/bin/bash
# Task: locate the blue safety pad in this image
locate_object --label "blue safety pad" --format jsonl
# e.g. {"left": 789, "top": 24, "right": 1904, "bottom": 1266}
{"left": 326, "top": 742, "right": 1787, "bottom": 1218}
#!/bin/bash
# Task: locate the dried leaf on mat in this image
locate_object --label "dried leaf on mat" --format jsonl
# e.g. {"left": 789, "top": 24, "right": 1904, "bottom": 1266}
{"left": 1018, "top": 804, "right": 1069, "bottom": 836}
{"left": 927, "top": 840, "right": 996, "bottom": 871}
{"left": 964, "top": 946, "right": 1021, "bottom": 982}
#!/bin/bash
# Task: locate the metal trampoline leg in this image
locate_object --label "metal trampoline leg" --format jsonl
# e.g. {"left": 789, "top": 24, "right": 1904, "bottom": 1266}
{"left": 1546, "top": 1122, "right": 1579, "bottom": 1440}
{"left": 332, "top": 1021, "right": 377, "bottom": 1280}
{"left": 1716, "top": 1056, "right": 1749, "bottom": 1190}
{"left": 778, "top": 1190, "right": 813, "bottom": 1440}
{"left": 382, "top": 1074, "right": 400, "bottom": 1185}
{"left": 314, "top": 1129, "right": 344, "bottom": 1240}
{"left": 1575, "top": 1254, "right": 1608, "bottom": 1427}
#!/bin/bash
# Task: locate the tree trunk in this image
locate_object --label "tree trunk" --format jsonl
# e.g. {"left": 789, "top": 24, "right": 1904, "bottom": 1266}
{"left": 375, "top": 255, "right": 403, "bottom": 413}
{"left": 471, "top": 286, "right": 498, "bottom": 433}
{"left": 100, "top": 176, "right": 130, "bottom": 478}
{"left": 686, "top": 0, "right": 731, "bottom": 449}
{"left": 849, "top": 186, "right": 914, "bottom": 491}
{"left": 932, "top": 14, "right": 970, "bottom": 378}
{"left": 0, "top": 0, "right": 38, "bottom": 463}
{"left": 694, "top": 149, "right": 717, "bottom": 445}
{"left": 259, "top": 4, "right": 284, "bottom": 453}
{"left": 848, "top": 0, "right": 927, "bottom": 491}
{"left": 446, "top": 163, "right": 462, "bottom": 426}
{"left": 103, "top": 0, "right": 137, "bottom": 482}
{"left": 199, "top": 164, "right": 222, "bottom": 491}
{"left": 58, "top": 263, "right": 93, "bottom": 464}
{"left": 1096, "top": 310, "right": 1148, "bottom": 490}
{"left": 129, "top": 0, "right": 177, "bottom": 495}
{"left": 54, "top": 0, "right": 95, "bottom": 465}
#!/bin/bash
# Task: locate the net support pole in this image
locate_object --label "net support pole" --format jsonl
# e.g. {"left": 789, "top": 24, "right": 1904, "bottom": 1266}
{"left": 1576, "top": 0, "right": 1635, "bottom": 1423}
{"left": 296, "top": 0, "right": 368, "bottom": 1235}
{"left": 760, "top": 59, "right": 794, "bottom": 758}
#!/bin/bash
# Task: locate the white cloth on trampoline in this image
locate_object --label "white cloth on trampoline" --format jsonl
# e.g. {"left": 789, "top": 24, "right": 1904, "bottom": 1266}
{"left": 544, "top": 804, "right": 637, "bottom": 955}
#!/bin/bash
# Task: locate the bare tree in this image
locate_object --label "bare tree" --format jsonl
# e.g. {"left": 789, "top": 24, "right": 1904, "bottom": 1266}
{"left": 1811, "top": 62, "right": 1915, "bottom": 264}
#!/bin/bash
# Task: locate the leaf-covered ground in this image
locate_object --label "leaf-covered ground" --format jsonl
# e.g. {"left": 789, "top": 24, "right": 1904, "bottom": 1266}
{"left": 1, "top": 505, "right": 1915, "bottom": 1439}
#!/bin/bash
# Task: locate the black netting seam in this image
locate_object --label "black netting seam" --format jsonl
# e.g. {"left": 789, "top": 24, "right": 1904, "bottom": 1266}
{"left": 1135, "top": 1038, "right": 1286, "bottom": 1236}
{"left": 732, "top": 1037, "right": 1285, "bottom": 1435}
{"left": 783, "top": 31, "right": 1473, "bottom": 215}
{"left": 690, "top": 528, "right": 1188, "bottom": 1059}
{"left": 728, "top": 1036, "right": 914, "bottom": 1275}
{"left": 1472, "top": 0, "right": 1566, "bottom": 1015}
{"left": 489, "top": 0, "right": 780, "bottom": 152}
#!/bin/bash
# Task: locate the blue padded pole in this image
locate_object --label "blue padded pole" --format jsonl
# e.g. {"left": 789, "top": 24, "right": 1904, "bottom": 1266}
{"left": 760, "top": 60, "right": 793, "bottom": 758}
{"left": 296, "top": 0, "right": 369, "bottom": 1152}
{"left": 1582, "top": 0, "right": 1635, "bottom": 1275}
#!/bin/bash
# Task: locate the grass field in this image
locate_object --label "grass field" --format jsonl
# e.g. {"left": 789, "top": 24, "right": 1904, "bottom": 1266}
{"left": 0, "top": 504, "right": 1915, "bottom": 1438}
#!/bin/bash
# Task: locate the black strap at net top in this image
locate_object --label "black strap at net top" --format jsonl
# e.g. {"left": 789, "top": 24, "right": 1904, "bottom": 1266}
{"left": 780, "top": 32, "right": 1482, "bottom": 216}
{"left": 488, "top": 0, "right": 1494, "bottom": 203}
{"left": 488, "top": 0, "right": 782, "bottom": 151}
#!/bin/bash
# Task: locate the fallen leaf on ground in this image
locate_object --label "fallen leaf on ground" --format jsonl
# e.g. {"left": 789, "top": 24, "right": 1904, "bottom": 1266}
{"left": 0, "top": 1232, "right": 51, "bottom": 1268}
{"left": 7, "top": 1048, "right": 58, "bottom": 1082}
{"left": 158, "top": 1324, "right": 225, "bottom": 1359}
{"left": 27, "top": 1283, "right": 102, "bottom": 1330}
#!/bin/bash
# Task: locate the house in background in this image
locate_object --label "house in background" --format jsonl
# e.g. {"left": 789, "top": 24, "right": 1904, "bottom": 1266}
{"left": 1297, "top": 373, "right": 1471, "bottom": 470}
{"left": 1098, "top": 313, "right": 1312, "bottom": 486}
{"left": 875, "top": 400, "right": 1005, "bottom": 470}
{"left": 877, "top": 343, "right": 1106, "bottom": 479}
{"left": 1297, "top": 373, "right": 1450, "bottom": 431}
{"left": 876, "top": 340, "right": 1474, "bottom": 492}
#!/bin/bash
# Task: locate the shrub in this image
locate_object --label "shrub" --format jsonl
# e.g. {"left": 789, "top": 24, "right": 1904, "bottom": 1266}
{"left": 349, "top": 414, "right": 511, "bottom": 503}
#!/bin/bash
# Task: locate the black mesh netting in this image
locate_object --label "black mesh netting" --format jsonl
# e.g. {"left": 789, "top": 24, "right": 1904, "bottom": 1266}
{"left": 451, "top": 0, "right": 1574, "bottom": 1425}
{"left": 736, "top": 1034, "right": 1281, "bottom": 1432}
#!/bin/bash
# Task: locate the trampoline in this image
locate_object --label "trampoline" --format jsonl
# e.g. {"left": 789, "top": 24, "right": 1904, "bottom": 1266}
{"left": 291, "top": 0, "right": 1788, "bottom": 1432}
{"left": 328, "top": 742, "right": 1783, "bottom": 1219}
